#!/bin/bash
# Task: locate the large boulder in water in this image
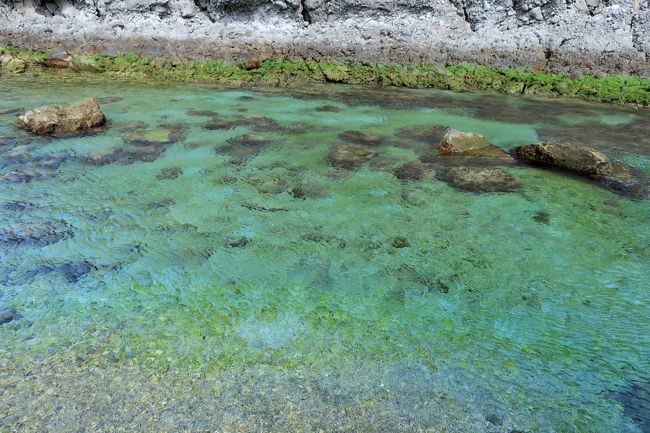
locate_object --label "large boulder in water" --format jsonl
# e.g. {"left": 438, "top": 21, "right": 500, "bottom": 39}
{"left": 511, "top": 142, "right": 611, "bottom": 176}
{"left": 15, "top": 98, "right": 106, "bottom": 136}
{"left": 438, "top": 167, "right": 520, "bottom": 192}
{"left": 511, "top": 142, "right": 647, "bottom": 199}
{"left": 437, "top": 128, "right": 509, "bottom": 158}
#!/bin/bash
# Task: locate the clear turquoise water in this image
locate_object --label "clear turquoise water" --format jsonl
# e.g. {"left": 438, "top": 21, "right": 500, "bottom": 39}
{"left": 1, "top": 71, "right": 649, "bottom": 432}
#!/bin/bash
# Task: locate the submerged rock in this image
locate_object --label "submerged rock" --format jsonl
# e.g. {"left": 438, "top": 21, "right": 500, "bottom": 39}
{"left": 227, "top": 134, "right": 272, "bottom": 147}
{"left": 238, "top": 115, "right": 284, "bottom": 132}
{"left": 59, "top": 260, "right": 98, "bottom": 283}
{"left": 438, "top": 167, "right": 520, "bottom": 192}
{"left": 247, "top": 173, "right": 288, "bottom": 194}
{"left": 96, "top": 96, "right": 123, "bottom": 104}
{"left": 290, "top": 183, "right": 326, "bottom": 199}
{"left": 15, "top": 98, "right": 106, "bottom": 136}
{"left": 394, "top": 161, "right": 427, "bottom": 180}
{"left": 0, "top": 219, "right": 72, "bottom": 246}
{"left": 511, "top": 142, "right": 647, "bottom": 199}
{"left": 187, "top": 109, "right": 220, "bottom": 117}
{"left": 203, "top": 118, "right": 236, "bottom": 130}
{"left": 226, "top": 236, "right": 251, "bottom": 248}
{"left": 115, "top": 120, "right": 149, "bottom": 133}
{"left": 0, "top": 107, "right": 24, "bottom": 116}
{"left": 396, "top": 124, "right": 447, "bottom": 143}
{"left": 602, "top": 162, "right": 648, "bottom": 200}
{"left": 611, "top": 380, "right": 650, "bottom": 433}
{"left": 315, "top": 104, "right": 342, "bottom": 113}
{"left": 126, "top": 127, "right": 183, "bottom": 146}
{"left": 437, "top": 128, "right": 509, "bottom": 158}
{"left": 0, "top": 307, "right": 20, "bottom": 325}
{"left": 0, "top": 167, "right": 54, "bottom": 183}
{"left": 156, "top": 167, "right": 183, "bottom": 180}
{"left": 338, "top": 130, "right": 385, "bottom": 146}
{"left": 328, "top": 144, "right": 375, "bottom": 169}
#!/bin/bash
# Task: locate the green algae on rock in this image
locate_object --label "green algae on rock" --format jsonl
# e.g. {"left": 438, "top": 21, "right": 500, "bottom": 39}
{"left": 2, "top": 45, "right": 650, "bottom": 106}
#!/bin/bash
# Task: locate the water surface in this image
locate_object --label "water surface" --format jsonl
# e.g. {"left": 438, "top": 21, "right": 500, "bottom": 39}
{"left": 1, "top": 71, "right": 649, "bottom": 433}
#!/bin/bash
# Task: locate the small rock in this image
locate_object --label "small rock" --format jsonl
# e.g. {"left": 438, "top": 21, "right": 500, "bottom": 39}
{"left": 338, "top": 130, "right": 385, "bottom": 146}
{"left": 0, "top": 308, "right": 20, "bottom": 325}
{"left": 156, "top": 167, "right": 183, "bottom": 180}
{"left": 529, "top": 7, "right": 543, "bottom": 20}
{"left": 42, "top": 58, "right": 69, "bottom": 69}
{"left": 533, "top": 211, "right": 550, "bottom": 224}
{"left": 203, "top": 119, "right": 236, "bottom": 130}
{"left": 438, "top": 167, "right": 520, "bottom": 192}
{"left": 437, "top": 128, "right": 509, "bottom": 158}
{"left": 15, "top": 98, "right": 106, "bottom": 136}
{"left": 244, "top": 56, "right": 261, "bottom": 70}
{"left": 315, "top": 105, "right": 341, "bottom": 113}
{"left": 392, "top": 237, "right": 410, "bottom": 248}
{"left": 328, "top": 144, "right": 375, "bottom": 169}
{"left": 59, "top": 260, "right": 98, "bottom": 283}
{"left": 226, "top": 236, "right": 251, "bottom": 248}
{"left": 187, "top": 109, "right": 220, "bottom": 117}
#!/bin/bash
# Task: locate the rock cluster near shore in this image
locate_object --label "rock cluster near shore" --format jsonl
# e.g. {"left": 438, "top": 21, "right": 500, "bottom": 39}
{"left": 0, "top": 0, "right": 649, "bottom": 77}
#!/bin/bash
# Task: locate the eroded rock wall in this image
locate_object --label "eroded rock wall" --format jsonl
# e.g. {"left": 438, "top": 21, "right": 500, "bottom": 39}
{"left": 0, "top": 0, "right": 648, "bottom": 76}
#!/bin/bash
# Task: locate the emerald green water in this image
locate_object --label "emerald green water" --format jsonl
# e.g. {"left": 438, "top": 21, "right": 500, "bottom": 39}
{"left": 1, "top": 72, "right": 649, "bottom": 433}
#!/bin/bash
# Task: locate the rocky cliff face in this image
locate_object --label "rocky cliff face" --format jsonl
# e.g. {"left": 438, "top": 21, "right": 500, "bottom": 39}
{"left": 0, "top": 0, "right": 649, "bottom": 76}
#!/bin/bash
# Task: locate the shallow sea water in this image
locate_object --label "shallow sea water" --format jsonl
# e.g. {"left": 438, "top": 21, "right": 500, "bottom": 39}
{"left": 0, "top": 71, "right": 649, "bottom": 433}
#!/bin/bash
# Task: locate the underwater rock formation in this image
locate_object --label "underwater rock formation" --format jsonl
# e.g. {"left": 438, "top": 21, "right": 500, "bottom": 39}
{"left": 126, "top": 126, "right": 184, "bottom": 146}
{"left": 438, "top": 166, "right": 520, "bottom": 192}
{"left": 15, "top": 98, "right": 106, "bottom": 136}
{"left": 338, "top": 130, "right": 385, "bottom": 146}
{"left": 328, "top": 144, "right": 375, "bottom": 169}
{"left": 0, "top": 307, "right": 20, "bottom": 325}
{"left": 0, "top": 220, "right": 72, "bottom": 246}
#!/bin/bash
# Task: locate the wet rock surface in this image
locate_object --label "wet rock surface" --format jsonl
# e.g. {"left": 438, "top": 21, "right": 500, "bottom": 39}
{"left": 15, "top": 98, "right": 106, "bottom": 136}
{"left": 438, "top": 166, "right": 520, "bottom": 192}
{"left": 437, "top": 128, "right": 509, "bottom": 158}
{"left": 512, "top": 142, "right": 648, "bottom": 199}
{"left": 511, "top": 142, "right": 613, "bottom": 176}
